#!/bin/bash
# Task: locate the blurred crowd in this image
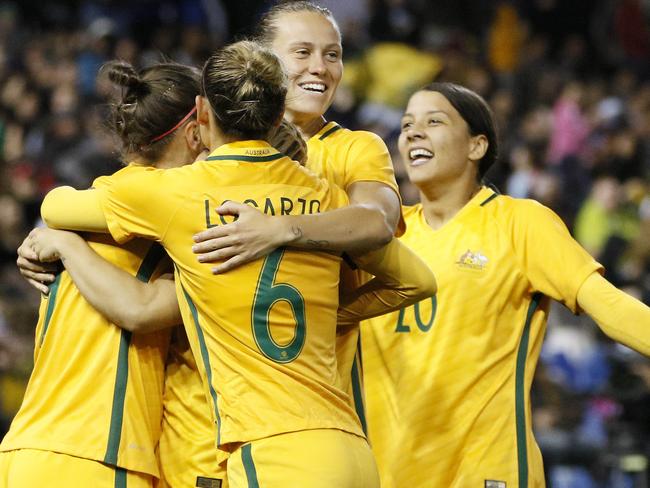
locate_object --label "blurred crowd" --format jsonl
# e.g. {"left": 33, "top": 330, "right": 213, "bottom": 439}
{"left": 0, "top": 0, "right": 648, "bottom": 486}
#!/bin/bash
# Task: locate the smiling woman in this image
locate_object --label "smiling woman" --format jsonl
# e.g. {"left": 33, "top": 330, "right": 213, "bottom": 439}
{"left": 255, "top": 2, "right": 343, "bottom": 135}
{"left": 361, "top": 82, "right": 650, "bottom": 488}
{"left": 191, "top": 1, "right": 406, "bottom": 439}
{"left": 192, "top": 2, "right": 401, "bottom": 270}
{"left": 34, "top": 39, "right": 436, "bottom": 488}
{"left": 398, "top": 83, "right": 497, "bottom": 210}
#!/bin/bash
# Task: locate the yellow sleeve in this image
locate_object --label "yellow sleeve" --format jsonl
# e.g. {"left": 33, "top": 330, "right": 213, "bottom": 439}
{"left": 41, "top": 165, "right": 170, "bottom": 234}
{"left": 337, "top": 238, "right": 437, "bottom": 325}
{"left": 98, "top": 167, "right": 171, "bottom": 244}
{"left": 577, "top": 272, "right": 650, "bottom": 356}
{"left": 41, "top": 186, "right": 108, "bottom": 233}
{"left": 344, "top": 131, "right": 406, "bottom": 236}
{"left": 91, "top": 174, "right": 113, "bottom": 190}
{"left": 343, "top": 130, "right": 399, "bottom": 195}
{"left": 321, "top": 174, "right": 350, "bottom": 210}
{"left": 511, "top": 200, "right": 603, "bottom": 312}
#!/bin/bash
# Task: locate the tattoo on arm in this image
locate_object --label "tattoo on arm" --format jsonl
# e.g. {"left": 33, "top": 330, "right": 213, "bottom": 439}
{"left": 290, "top": 225, "right": 329, "bottom": 249}
{"left": 306, "top": 239, "right": 330, "bottom": 248}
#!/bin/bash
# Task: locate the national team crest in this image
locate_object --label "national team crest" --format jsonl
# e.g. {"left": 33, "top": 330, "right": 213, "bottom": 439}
{"left": 456, "top": 249, "right": 489, "bottom": 270}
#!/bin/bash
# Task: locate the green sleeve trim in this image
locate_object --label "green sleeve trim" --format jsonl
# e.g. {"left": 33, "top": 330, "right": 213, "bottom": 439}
{"left": 104, "top": 242, "right": 166, "bottom": 466}
{"left": 515, "top": 292, "right": 542, "bottom": 488}
{"left": 241, "top": 443, "right": 260, "bottom": 488}
{"left": 181, "top": 285, "right": 222, "bottom": 446}
{"left": 103, "top": 329, "right": 131, "bottom": 465}
{"left": 39, "top": 273, "right": 62, "bottom": 346}
{"left": 135, "top": 243, "right": 166, "bottom": 282}
{"left": 351, "top": 339, "right": 367, "bottom": 435}
{"left": 114, "top": 467, "right": 126, "bottom": 488}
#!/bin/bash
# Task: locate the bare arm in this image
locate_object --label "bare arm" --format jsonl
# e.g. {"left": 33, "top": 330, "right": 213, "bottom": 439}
{"left": 577, "top": 272, "right": 650, "bottom": 356}
{"left": 192, "top": 181, "right": 400, "bottom": 274}
{"left": 25, "top": 227, "right": 180, "bottom": 333}
{"left": 346, "top": 180, "right": 401, "bottom": 234}
{"left": 337, "top": 238, "right": 436, "bottom": 325}
{"left": 283, "top": 181, "right": 400, "bottom": 251}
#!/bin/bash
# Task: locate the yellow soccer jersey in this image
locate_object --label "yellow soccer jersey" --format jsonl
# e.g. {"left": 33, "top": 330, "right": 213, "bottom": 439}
{"left": 97, "top": 141, "right": 364, "bottom": 451}
{"left": 306, "top": 121, "right": 399, "bottom": 195}
{"left": 157, "top": 326, "right": 226, "bottom": 488}
{"left": 361, "top": 187, "right": 603, "bottom": 488}
{"left": 307, "top": 121, "right": 403, "bottom": 434}
{"left": 1, "top": 170, "right": 171, "bottom": 477}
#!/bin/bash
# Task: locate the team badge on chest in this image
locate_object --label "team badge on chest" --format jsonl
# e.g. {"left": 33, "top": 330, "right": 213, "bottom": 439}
{"left": 456, "top": 249, "right": 489, "bottom": 271}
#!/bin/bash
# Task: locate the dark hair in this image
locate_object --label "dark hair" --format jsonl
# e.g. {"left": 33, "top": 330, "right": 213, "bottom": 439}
{"left": 269, "top": 119, "right": 307, "bottom": 165}
{"left": 421, "top": 82, "right": 499, "bottom": 179}
{"left": 201, "top": 40, "right": 287, "bottom": 140}
{"left": 103, "top": 61, "right": 200, "bottom": 164}
{"left": 254, "top": 1, "right": 340, "bottom": 46}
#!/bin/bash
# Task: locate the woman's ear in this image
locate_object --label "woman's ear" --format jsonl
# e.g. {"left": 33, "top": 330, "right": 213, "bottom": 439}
{"left": 195, "top": 95, "right": 214, "bottom": 150}
{"left": 184, "top": 120, "right": 203, "bottom": 153}
{"left": 469, "top": 134, "right": 488, "bottom": 162}
{"left": 196, "top": 96, "right": 210, "bottom": 126}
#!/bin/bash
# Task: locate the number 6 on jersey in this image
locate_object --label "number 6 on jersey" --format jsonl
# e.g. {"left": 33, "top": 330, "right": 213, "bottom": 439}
{"left": 252, "top": 248, "right": 306, "bottom": 363}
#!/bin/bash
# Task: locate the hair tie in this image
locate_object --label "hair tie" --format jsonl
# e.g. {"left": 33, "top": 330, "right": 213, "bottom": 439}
{"left": 150, "top": 106, "right": 197, "bottom": 144}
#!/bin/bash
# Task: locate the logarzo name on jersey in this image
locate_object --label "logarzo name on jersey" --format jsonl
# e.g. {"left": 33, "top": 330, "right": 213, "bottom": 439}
{"left": 204, "top": 196, "right": 322, "bottom": 228}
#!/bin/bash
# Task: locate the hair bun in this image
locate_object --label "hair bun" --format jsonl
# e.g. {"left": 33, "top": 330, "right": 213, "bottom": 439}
{"left": 104, "top": 61, "right": 148, "bottom": 96}
{"left": 202, "top": 40, "right": 287, "bottom": 140}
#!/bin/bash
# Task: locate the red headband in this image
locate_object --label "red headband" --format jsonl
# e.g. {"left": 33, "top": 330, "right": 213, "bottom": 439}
{"left": 150, "top": 106, "right": 197, "bottom": 144}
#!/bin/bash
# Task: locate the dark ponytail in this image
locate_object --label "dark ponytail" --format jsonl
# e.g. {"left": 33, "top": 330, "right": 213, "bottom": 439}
{"left": 106, "top": 61, "right": 149, "bottom": 96}
{"left": 103, "top": 61, "right": 200, "bottom": 164}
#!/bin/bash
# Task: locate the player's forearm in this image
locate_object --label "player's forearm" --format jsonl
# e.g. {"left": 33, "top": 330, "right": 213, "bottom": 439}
{"left": 577, "top": 272, "right": 650, "bottom": 356}
{"left": 338, "top": 238, "right": 437, "bottom": 324}
{"left": 347, "top": 180, "right": 402, "bottom": 233}
{"left": 281, "top": 203, "right": 393, "bottom": 253}
{"left": 41, "top": 186, "right": 109, "bottom": 233}
{"left": 56, "top": 237, "right": 180, "bottom": 332}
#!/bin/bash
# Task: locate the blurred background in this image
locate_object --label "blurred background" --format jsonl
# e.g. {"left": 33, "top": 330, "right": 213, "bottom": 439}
{"left": 0, "top": 0, "right": 648, "bottom": 486}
